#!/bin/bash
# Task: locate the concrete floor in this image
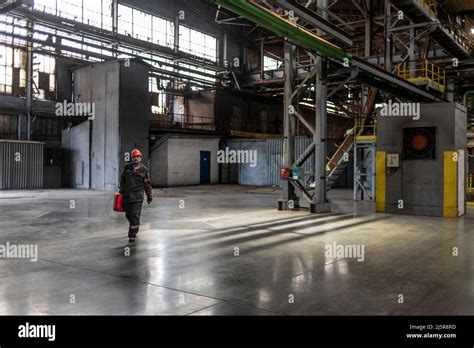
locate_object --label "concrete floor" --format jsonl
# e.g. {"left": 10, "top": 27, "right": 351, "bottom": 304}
{"left": 0, "top": 185, "right": 472, "bottom": 315}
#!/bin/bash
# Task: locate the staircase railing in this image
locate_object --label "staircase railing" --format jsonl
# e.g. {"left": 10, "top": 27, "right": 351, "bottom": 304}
{"left": 326, "top": 87, "right": 378, "bottom": 189}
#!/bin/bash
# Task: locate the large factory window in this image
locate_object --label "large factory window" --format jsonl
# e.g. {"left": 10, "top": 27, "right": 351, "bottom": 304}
{"left": 33, "top": 0, "right": 57, "bottom": 16}
{"left": 264, "top": 55, "right": 281, "bottom": 71}
{"left": 117, "top": 4, "right": 174, "bottom": 48}
{"left": 83, "top": 0, "right": 113, "bottom": 30}
{"left": 0, "top": 44, "right": 27, "bottom": 96}
{"left": 118, "top": 5, "right": 134, "bottom": 36}
{"left": 179, "top": 25, "right": 217, "bottom": 62}
{"left": 0, "top": 14, "right": 27, "bottom": 46}
{"left": 33, "top": 24, "right": 56, "bottom": 51}
{"left": 34, "top": 0, "right": 113, "bottom": 30}
{"left": 152, "top": 16, "right": 174, "bottom": 48}
{"left": 0, "top": 45, "right": 13, "bottom": 94}
{"left": 32, "top": 54, "right": 56, "bottom": 99}
{"left": 149, "top": 76, "right": 168, "bottom": 115}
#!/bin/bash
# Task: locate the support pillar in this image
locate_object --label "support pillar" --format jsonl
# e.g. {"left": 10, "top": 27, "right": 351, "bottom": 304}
{"left": 278, "top": 42, "right": 297, "bottom": 210}
{"left": 409, "top": 26, "right": 416, "bottom": 78}
{"left": 26, "top": 19, "right": 33, "bottom": 141}
{"left": 311, "top": 0, "right": 330, "bottom": 214}
{"left": 384, "top": 0, "right": 393, "bottom": 72}
{"left": 364, "top": 0, "right": 372, "bottom": 58}
{"left": 111, "top": 0, "right": 118, "bottom": 57}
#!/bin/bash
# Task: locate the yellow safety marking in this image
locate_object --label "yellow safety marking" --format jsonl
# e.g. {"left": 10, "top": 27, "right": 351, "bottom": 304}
{"left": 443, "top": 151, "right": 457, "bottom": 218}
{"left": 376, "top": 151, "right": 386, "bottom": 213}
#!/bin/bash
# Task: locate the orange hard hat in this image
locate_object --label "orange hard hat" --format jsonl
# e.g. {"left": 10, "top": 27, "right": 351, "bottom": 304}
{"left": 131, "top": 149, "right": 142, "bottom": 157}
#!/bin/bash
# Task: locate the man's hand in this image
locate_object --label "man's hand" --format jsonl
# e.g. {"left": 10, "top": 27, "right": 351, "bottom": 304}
{"left": 147, "top": 196, "right": 153, "bottom": 205}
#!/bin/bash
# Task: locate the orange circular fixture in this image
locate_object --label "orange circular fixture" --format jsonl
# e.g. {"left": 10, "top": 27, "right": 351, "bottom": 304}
{"left": 411, "top": 134, "right": 428, "bottom": 151}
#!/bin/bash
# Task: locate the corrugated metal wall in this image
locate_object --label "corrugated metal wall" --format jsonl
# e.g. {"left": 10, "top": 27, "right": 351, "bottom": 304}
{"left": 267, "top": 136, "right": 314, "bottom": 186}
{"left": 0, "top": 140, "right": 44, "bottom": 189}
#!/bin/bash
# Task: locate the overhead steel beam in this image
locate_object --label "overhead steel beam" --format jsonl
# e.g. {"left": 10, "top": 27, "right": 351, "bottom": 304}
{"left": 388, "top": 21, "right": 438, "bottom": 32}
{"left": 274, "top": 0, "right": 353, "bottom": 46}
{"left": 351, "top": 57, "right": 441, "bottom": 101}
{"left": 350, "top": 0, "right": 367, "bottom": 19}
{"left": 214, "top": 0, "right": 351, "bottom": 65}
{"left": 327, "top": 67, "right": 359, "bottom": 98}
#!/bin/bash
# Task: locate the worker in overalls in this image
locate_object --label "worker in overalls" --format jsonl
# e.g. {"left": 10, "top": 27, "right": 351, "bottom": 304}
{"left": 119, "top": 149, "right": 153, "bottom": 243}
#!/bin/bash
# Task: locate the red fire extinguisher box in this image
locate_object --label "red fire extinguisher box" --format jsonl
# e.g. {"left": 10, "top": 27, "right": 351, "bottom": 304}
{"left": 113, "top": 193, "right": 125, "bottom": 212}
{"left": 280, "top": 166, "right": 290, "bottom": 180}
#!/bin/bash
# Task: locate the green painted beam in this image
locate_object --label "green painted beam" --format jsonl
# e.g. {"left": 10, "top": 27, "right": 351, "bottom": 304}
{"left": 215, "top": 0, "right": 351, "bottom": 65}
{"left": 464, "top": 90, "right": 474, "bottom": 111}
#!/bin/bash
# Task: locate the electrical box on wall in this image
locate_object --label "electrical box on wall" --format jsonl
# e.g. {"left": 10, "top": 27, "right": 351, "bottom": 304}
{"left": 387, "top": 153, "right": 399, "bottom": 168}
{"left": 291, "top": 167, "right": 302, "bottom": 179}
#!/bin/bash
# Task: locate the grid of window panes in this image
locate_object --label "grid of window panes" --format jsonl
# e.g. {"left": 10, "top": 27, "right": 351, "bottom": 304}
{"left": 149, "top": 76, "right": 168, "bottom": 114}
{"left": 33, "top": 24, "right": 56, "bottom": 52}
{"left": 0, "top": 14, "right": 27, "bottom": 46}
{"left": 61, "top": 33, "right": 112, "bottom": 60}
{"left": 264, "top": 55, "right": 281, "bottom": 71}
{"left": 117, "top": 4, "right": 174, "bottom": 48}
{"left": 34, "top": 0, "right": 113, "bottom": 31}
{"left": 0, "top": 45, "right": 13, "bottom": 94}
{"left": 0, "top": 43, "right": 28, "bottom": 95}
{"left": 32, "top": 53, "right": 56, "bottom": 99}
{"left": 179, "top": 25, "right": 217, "bottom": 62}
{"left": 1, "top": 2, "right": 217, "bottom": 97}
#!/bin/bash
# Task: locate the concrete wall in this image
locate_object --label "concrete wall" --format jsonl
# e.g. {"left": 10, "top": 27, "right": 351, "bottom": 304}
{"left": 61, "top": 122, "right": 90, "bottom": 189}
{"left": 119, "top": 60, "right": 150, "bottom": 177}
{"left": 150, "top": 140, "right": 168, "bottom": 187}
{"left": 187, "top": 91, "right": 215, "bottom": 131}
{"left": 64, "top": 60, "right": 149, "bottom": 191}
{"left": 226, "top": 139, "right": 268, "bottom": 186}
{"left": 73, "top": 61, "right": 120, "bottom": 191}
{"left": 150, "top": 136, "right": 220, "bottom": 187}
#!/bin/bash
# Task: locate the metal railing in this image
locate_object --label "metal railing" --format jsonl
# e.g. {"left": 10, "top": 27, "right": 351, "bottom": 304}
{"left": 419, "top": 0, "right": 438, "bottom": 15}
{"left": 149, "top": 113, "right": 220, "bottom": 132}
{"left": 396, "top": 59, "right": 446, "bottom": 90}
{"left": 354, "top": 117, "right": 376, "bottom": 138}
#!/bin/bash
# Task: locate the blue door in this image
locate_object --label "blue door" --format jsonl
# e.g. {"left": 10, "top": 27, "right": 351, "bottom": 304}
{"left": 200, "top": 151, "right": 211, "bottom": 184}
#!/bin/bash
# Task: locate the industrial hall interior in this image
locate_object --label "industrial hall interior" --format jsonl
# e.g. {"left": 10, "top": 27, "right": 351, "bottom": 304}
{"left": 0, "top": 0, "right": 473, "bottom": 316}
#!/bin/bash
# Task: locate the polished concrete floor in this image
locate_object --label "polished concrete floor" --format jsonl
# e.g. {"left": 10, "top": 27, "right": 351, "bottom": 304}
{"left": 0, "top": 185, "right": 472, "bottom": 315}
